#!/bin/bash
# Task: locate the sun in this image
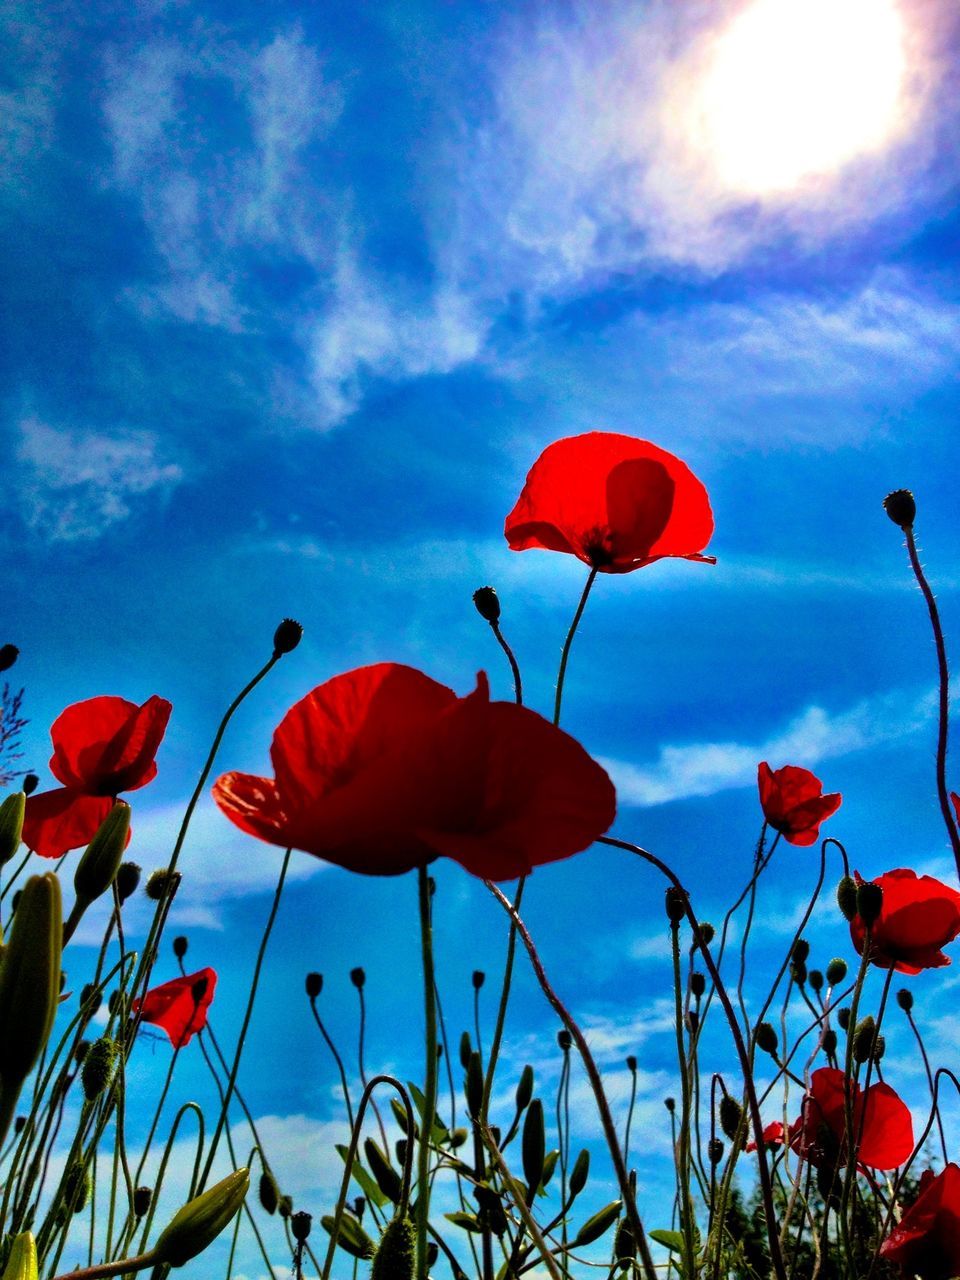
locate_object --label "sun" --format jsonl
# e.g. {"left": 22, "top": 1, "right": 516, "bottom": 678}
{"left": 689, "top": 0, "right": 907, "bottom": 195}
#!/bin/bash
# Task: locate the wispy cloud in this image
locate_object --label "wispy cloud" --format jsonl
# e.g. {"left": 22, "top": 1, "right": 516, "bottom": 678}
{"left": 604, "top": 687, "right": 935, "bottom": 806}
{"left": 15, "top": 416, "right": 183, "bottom": 542}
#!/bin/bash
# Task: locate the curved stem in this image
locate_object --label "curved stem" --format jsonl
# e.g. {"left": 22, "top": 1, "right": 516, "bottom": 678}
{"left": 490, "top": 621, "right": 523, "bottom": 706}
{"left": 554, "top": 568, "right": 598, "bottom": 726}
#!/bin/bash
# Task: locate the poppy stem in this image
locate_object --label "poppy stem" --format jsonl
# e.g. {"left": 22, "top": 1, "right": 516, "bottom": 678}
{"left": 904, "top": 1008, "right": 948, "bottom": 1164}
{"left": 480, "top": 877, "right": 526, "bottom": 1119}
{"left": 553, "top": 567, "right": 598, "bottom": 726}
{"left": 670, "top": 917, "right": 698, "bottom": 1280}
{"left": 308, "top": 996, "right": 356, "bottom": 1132}
{"left": 490, "top": 620, "right": 523, "bottom": 705}
{"left": 416, "top": 864, "right": 438, "bottom": 1280}
{"left": 902, "top": 525, "right": 960, "bottom": 877}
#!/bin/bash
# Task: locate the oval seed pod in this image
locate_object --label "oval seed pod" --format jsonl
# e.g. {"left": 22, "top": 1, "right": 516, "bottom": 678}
{"left": 153, "top": 1168, "right": 250, "bottom": 1267}
{"left": 719, "top": 1095, "right": 742, "bottom": 1142}
{"left": 515, "top": 1064, "right": 534, "bottom": 1112}
{"left": 320, "top": 1212, "right": 375, "bottom": 1260}
{"left": 522, "top": 1099, "right": 545, "bottom": 1192}
{"left": 364, "top": 1138, "right": 401, "bottom": 1204}
{"left": 465, "top": 1051, "right": 484, "bottom": 1120}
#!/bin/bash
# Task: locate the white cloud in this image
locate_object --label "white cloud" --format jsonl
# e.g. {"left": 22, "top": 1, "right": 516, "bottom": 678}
{"left": 604, "top": 687, "right": 935, "bottom": 806}
{"left": 16, "top": 416, "right": 183, "bottom": 542}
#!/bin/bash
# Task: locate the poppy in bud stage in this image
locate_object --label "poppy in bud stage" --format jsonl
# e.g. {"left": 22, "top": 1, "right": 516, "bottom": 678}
{"left": 22, "top": 695, "right": 171, "bottom": 860}
{"left": 504, "top": 432, "right": 715, "bottom": 573}
{"left": 789, "top": 1067, "right": 913, "bottom": 1171}
{"left": 132, "top": 968, "right": 217, "bottom": 1048}
{"left": 848, "top": 869, "right": 960, "bottom": 974}
{"left": 880, "top": 1164, "right": 960, "bottom": 1280}
{"left": 757, "top": 763, "right": 841, "bottom": 846}
{"left": 213, "top": 663, "right": 615, "bottom": 880}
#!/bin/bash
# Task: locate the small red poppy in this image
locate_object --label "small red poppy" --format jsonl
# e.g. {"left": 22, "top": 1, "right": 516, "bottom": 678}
{"left": 22, "top": 695, "right": 171, "bottom": 859}
{"left": 133, "top": 968, "right": 217, "bottom": 1048}
{"left": 504, "top": 432, "right": 715, "bottom": 574}
{"left": 880, "top": 1164, "right": 960, "bottom": 1280}
{"left": 849, "top": 869, "right": 960, "bottom": 974}
{"left": 789, "top": 1067, "right": 913, "bottom": 1172}
{"left": 212, "top": 662, "right": 616, "bottom": 880}
{"left": 746, "top": 1121, "right": 785, "bottom": 1152}
{"left": 757, "top": 763, "right": 841, "bottom": 846}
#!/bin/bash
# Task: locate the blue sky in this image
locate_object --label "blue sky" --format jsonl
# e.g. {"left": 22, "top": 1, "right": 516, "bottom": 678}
{"left": 3, "top": 0, "right": 960, "bottom": 1274}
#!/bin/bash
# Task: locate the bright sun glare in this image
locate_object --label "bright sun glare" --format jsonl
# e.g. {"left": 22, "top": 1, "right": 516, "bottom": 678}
{"left": 692, "top": 0, "right": 907, "bottom": 195}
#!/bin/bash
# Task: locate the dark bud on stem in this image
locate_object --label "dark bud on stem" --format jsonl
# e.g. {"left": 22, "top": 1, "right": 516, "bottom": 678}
{"left": 822, "top": 1029, "right": 837, "bottom": 1057}
{"left": 458, "top": 1030, "right": 471, "bottom": 1070}
{"left": 686, "top": 1010, "right": 699, "bottom": 1034}
{"left": 172, "top": 935, "right": 188, "bottom": 960}
{"left": 664, "top": 1097, "right": 676, "bottom": 1113}
{"left": 0, "top": 792, "right": 25, "bottom": 866}
{"left": 853, "top": 1016, "right": 876, "bottom": 1065}
{"left": 614, "top": 1219, "right": 637, "bottom": 1265}
{"left": 809, "top": 969, "right": 824, "bottom": 993}
{"left": 134, "top": 1186, "right": 153, "bottom": 1218}
{"left": 272, "top": 618, "right": 303, "bottom": 657}
{"left": 22, "top": 774, "right": 39, "bottom": 796}
{"left": 145, "top": 869, "right": 181, "bottom": 902}
{"left": 81, "top": 1038, "right": 117, "bottom": 1101}
{"left": 896, "top": 988, "right": 914, "bottom": 1013}
{"left": 708, "top": 1138, "right": 724, "bottom": 1165}
{"left": 856, "top": 882, "right": 884, "bottom": 929}
{"left": 557, "top": 1028, "right": 572, "bottom": 1052}
{"left": 690, "top": 972, "right": 706, "bottom": 999}
{"left": 305, "top": 972, "right": 323, "bottom": 1000}
{"left": 259, "top": 1173, "right": 279, "bottom": 1214}
{"left": 883, "top": 489, "right": 916, "bottom": 530}
{"left": 515, "top": 1064, "right": 534, "bottom": 1112}
{"left": 837, "top": 1007, "right": 851, "bottom": 1031}
{"left": 0, "top": 645, "right": 18, "bottom": 672}
{"left": 665, "top": 887, "right": 688, "bottom": 926}
{"left": 115, "top": 862, "right": 141, "bottom": 904}
{"left": 874, "top": 1034, "right": 886, "bottom": 1062}
{"left": 793, "top": 939, "right": 810, "bottom": 964}
{"left": 472, "top": 586, "right": 501, "bottom": 624}
{"left": 278, "top": 1195, "right": 293, "bottom": 1219}
{"left": 719, "top": 1096, "right": 742, "bottom": 1142}
{"left": 472, "top": 970, "right": 485, "bottom": 990}
{"left": 695, "top": 921, "right": 715, "bottom": 946}
{"left": 350, "top": 967, "right": 365, "bottom": 989}
{"left": 626, "top": 1055, "right": 637, "bottom": 1073}
{"left": 826, "top": 958, "right": 848, "bottom": 985}
{"left": 836, "top": 876, "right": 858, "bottom": 922}
{"left": 754, "top": 1022, "right": 778, "bottom": 1056}
{"left": 291, "top": 1211, "right": 312, "bottom": 1243}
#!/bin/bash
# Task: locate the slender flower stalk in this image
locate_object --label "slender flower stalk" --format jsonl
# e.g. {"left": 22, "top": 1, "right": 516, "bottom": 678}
{"left": 416, "top": 865, "right": 439, "bottom": 1280}
{"left": 554, "top": 567, "right": 598, "bottom": 726}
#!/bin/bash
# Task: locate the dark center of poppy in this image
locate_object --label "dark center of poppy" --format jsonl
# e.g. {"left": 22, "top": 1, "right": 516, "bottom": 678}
{"left": 581, "top": 525, "right": 617, "bottom": 567}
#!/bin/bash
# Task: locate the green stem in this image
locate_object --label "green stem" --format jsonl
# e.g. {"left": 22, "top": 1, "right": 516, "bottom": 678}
{"left": 671, "top": 921, "right": 697, "bottom": 1280}
{"left": 50, "top": 1252, "right": 158, "bottom": 1280}
{"left": 553, "top": 568, "right": 597, "bottom": 726}
{"left": 416, "top": 865, "right": 438, "bottom": 1280}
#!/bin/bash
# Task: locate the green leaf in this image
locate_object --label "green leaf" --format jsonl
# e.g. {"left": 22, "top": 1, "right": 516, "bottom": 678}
{"left": 320, "top": 1212, "right": 375, "bottom": 1260}
{"left": 407, "top": 1081, "right": 448, "bottom": 1142}
{"left": 335, "top": 1144, "right": 389, "bottom": 1209}
{"left": 649, "top": 1230, "right": 686, "bottom": 1253}
{"left": 444, "top": 1211, "right": 484, "bottom": 1234}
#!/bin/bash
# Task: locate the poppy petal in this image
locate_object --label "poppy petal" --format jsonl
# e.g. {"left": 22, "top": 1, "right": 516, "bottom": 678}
{"left": 22, "top": 789, "right": 117, "bottom": 859}
{"left": 133, "top": 968, "right": 217, "bottom": 1047}
{"left": 48, "top": 695, "right": 171, "bottom": 794}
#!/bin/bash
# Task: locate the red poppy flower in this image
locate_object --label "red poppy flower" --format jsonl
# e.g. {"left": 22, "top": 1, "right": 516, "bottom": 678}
{"left": 133, "top": 968, "right": 217, "bottom": 1048}
{"left": 789, "top": 1067, "right": 913, "bottom": 1172}
{"left": 880, "top": 1164, "right": 960, "bottom": 1280}
{"left": 212, "top": 663, "right": 615, "bottom": 880}
{"left": 746, "top": 1121, "right": 785, "bottom": 1152}
{"left": 22, "top": 695, "right": 171, "bottom": 859}
{"left": 757, "top": 763, "right": 841, "bottom": 846}
{"left": 849, "top": 868, "right": 960, "bottom": 974}
{"left": 504, "top": 433, "right": 715, "bottom": 574}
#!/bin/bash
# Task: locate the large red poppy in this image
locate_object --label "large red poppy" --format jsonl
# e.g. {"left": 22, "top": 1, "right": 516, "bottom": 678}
{"left": 133, "top": 968, "right": 217, "bottom": 1048}
{"left": 880, "top": 1164, "right": 960, "bottom": 1280}
{"left": 849, "top": 869, "right": 960, "bottom": 974}
{"left": 504, "top": 433, "right": 715, "bottom": 574}
{"left": 22, "top": 695, "right": 171, "bottom": 859}
{"left": 789, "top": 1068, "right": 913, "bottom": 1172}
{"left": 757, "top": 763, "right": 841, "bottom": 846}
{"left": 212, "top": 663, "right": 615, "bottom": 880}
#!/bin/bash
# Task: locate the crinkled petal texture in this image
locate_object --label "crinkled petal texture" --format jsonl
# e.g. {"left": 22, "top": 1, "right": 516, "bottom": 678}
{"left": 133, "top": 968, "right": 217, "bottom": 1048}
{"left": 504, "top": 433, "right": 715, "bottom": 573}
{"left": 790, "top": 1068, "right": 913, "bottom": 1171}
{"left": 757, "top": 762, "right": 842, "bottom": 846}
{"left": 49, "top": 695, "right": 172, "bottom": 795}
{"left": 22, "top": 789, "right": 117, "bottom": 859}
{"left": 213, "top": 663, "right": 615, "bottom": 880}
{"left": 881, "top": 1165, "right": 960, "bottom": 1280}
{"left": 850, "top": 868, "right": 960, "bottom": 974}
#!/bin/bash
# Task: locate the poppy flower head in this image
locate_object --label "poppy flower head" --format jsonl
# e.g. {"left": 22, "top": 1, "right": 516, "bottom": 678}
{"left": 49, "top": 695, "right": 172, "bottom": 796}
{"left": 757, "top": 763, "right": 842, "bottom": 846}
{"left": 133, "top": 968, "right": 217, "bottom": 1048}
{"left": 880, "top": 1164, "right": 960, "bottom": 1280}
{"left": 213, "top": 662, "right": 616, "bottom": 881}
{"left": 504, "top": 433, "right": 715, "bottom": 574}
{"left": 788, "top": 1067, "right": 913, "bottom": 1172}
{"left": 849, "top": 868, "right": 960, "bottom": 974}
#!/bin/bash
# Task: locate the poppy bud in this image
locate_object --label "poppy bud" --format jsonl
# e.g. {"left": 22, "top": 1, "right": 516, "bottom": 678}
{"left": 826, "top": 958, "right": 847, "bottom": 985}
{"left": 426, "top": 1242, "right": 438, "bottom": 1268}
{"left": 837, "top": 1007, "right": 851, "bottom": 1031}
{"left": 259, "top": 1172, "right": 279, "bottom": 1214}
{"left": 272, "top": 618, "right": 303, "bottom": 657}
{"left": 791, "top": 960, "right": 807, "bottom": 986}
{"left": 754, "top": 1022, "right": 778, "bottom": 1055}
{"left": 350, "top": 967, "right": 365, "bottom": 989}
{"left": 353, "top": 1197, "right": 367, "bottom": 1220}
{"left": 173, "top": 935, "right": 188, "bottom": 960}
{"left": 0, "top": 792, "right": 25, "bottom": 866}
{"left": 665, "top": 1097, "right": 676, "bottom": 1113}
{"left": 22, "top": 774, "right": 39, "bottom": 797}
{"left": 874, "top": 1033, "right": 886, "bottom": 1062}
{"left": 74, "top": 802, "right": 130, "bottom": 907}
{"left": 626, "top": 1055, "right": 637, "bottom": 1073}
{"left": 472, "top": 586, "right": 501, "bottom": 624}
{"left": 719, "top": 1096, "right": 742, "bottom": 1141}
{"left": 557, "top": 1028, "right": 572, "bottom": 1051}
{"left": 809, "top": 969, "right": 824, "bottom": 993}
{"left": 450, "top": 1128, "right": 468, "bottom": 1148}
{"left": 695, "top": 921, "right": 715, "bottom": 946}
{"left": 1, "top": 1232, "right": 37, "bottom": 1280}
{"left": 883, "top": 489, "right": 916, "bottom": 530}
{"left": 115, "top": 862, "right": 141, "bottom": 904}
{"left": 291, "top": 1210, "right": 312, "bottom": 1243}
{"left": 64, "top": 1163, "right": 90, "bottom": 1212}
{"left": 573, "top": 1200, "right": 622, "bottom": 1247}
{"left": 690, "top": 972, "right": 705, "bottom": 998}
{"left": 896, "top": 988, "right": 914, "bottom": 1013}
{"left": 569, "top": 1149, "right": 590, "bottom": 1197}
{"left": 853, "top": 1016, "right": 876, "bottom": 1064}
{"left": 81, "top": 1037, "right": 117, "bottom": 1101}
{"left": 146, "top": 869, "right": 180, "bottom": 901}
{"left": 134, "top": 1186, "right": 153, "bottom": 1218}
{"left": 471, "top": 969, "right": 485, "bottom": 990}
{"left": 822, "top": 1029, "right": 837, "bottom": 1056}
{"left": 708, "top": 1138, "right": 724, "bottom": 1165}
{"left": 74, "top": 1040, "right": 90, "bottom": 1064}
{"left": 278, "top": 1195, "right": 293, "bottom": 1219}
{"left": 395, "top": 1140, "right": 406, "bottom": 1168}
{"left": 614, "top": 1219, "right": 637, "bottom": 1266}
{"left": 458, "top": 1030, "right": 471, "bottom": 1070}
{"left": 80, "top": 985, "right": 101, "bottom": 1018}
{"left": 153, "top": 1168, "right": 250, "bottom": 1267}
{"left": 0, "top": 873, "right": 62, "bottom": 1099}
{"left": 371, "top": 1214, "right": 415, "bottom": 1280}
{"left": 515, "top": 1064, "right": 534, "bottom": 1112}
{"left": 856, "top": 881, "right": 883, "bottom": 929}
{"left": 0, "top": 645, "right": 18, "bottom": 672}
{"left": 464, "top": 1051, "right": 484, "bottom": 1120}
{"left": 793, "top": 939, "right": 810, "bottom": 963}
{"left": 522, "top": 1100, "right": 546, "bottom": 1192}
{"left": 108, "top": 989, "right": 128, "bottom": 1018}
{"left": 836, "top": 877, "right": 858, "bottom": 921}
{"left": 305, "top": 972, "right": 323, "bottom": 1000}
{"left": 665, "top": 886, "right": 687, "bottom": 925}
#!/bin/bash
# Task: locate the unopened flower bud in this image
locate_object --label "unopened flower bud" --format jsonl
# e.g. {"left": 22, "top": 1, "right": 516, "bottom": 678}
{"left": 153, "top": 1168, "right": 250, "bottom": 1267}
{"left": 754, "top": 1022, "right": 778, "bottom": 1055}
{"left": 696, "top": 921, "right": 716, "bottom": 946}
{"left": 515, "top": 1064, "right": 534, "bottom": 1111}
{"left": 883, "top": 489, "right": 916, "bottom": 530}
{"left": 465, "top": 1051, "right": 484, "bottom": 1119}
{"left": 259, "top": 1173, "right": 279, "bottom": 1215}
{"left": 853, "top": 1016, "right": 876, "bottom": 1064}
{"left": 896, "top": 988, "right": 914, "bottom": 1013}
{"left": 80, "top": 985, "right": 101, "bottom": 1018}
{"left": 74, "top": 1040, "right": 90, "bottom": 1064}
{"left": 115, "top": 862, "right": 141, "bottom": 904}
{"left": 626, "top": 1055, "right": 637, "bottom": 1073}
{"left": 665, "top": 1097, "right": 676, "bottom": 1113}
{"left": 134, "top": 1186, "right": 153, "bottom": 1218}
{"left": 472, "top": 969, "right": 485, "bottom": 990}
{"left": 353, "top": 1197, "right": 366, "bottom": 1220}
{"left": 793, "top": 939, "right": 810, "bottom": 964}
{"left": 81, "top": 1038, "right": 117, "bottom": 1101}
{"left": 557, "top": 1029, "right": 572, "bottom": 1052}
{"left": 371, "top": 1214, "right": 415, "bottom": 1280}
{"left": 1, "top": 1232, "right": 37, "bottom": 1280}
{"left": 278, "top": 1194, "right": 293, "bottom": 1219}
{"left": 822, "top": 1029, "right": 838, "bottom": 1056}
{"left": 291, "top": 1211, "right": 312, "bottom": 1243}
{"left": 350, "top": 967, "right": 365, "bottom": 989}
{"left": 690, "top": 972, "right": 705, "bottom": 998}
{"left": 809, "top": 969, "right": 824, "bottom": 993}
{"left": 826, "top": 958, "right": 847, "bottom": 985}
{"left": 836, "top": 877, "right": 858, "bottom": 922}
{"left": 791, "top": 960, "right": 807, "bottom": 986}
{"left": 173, "top": 935, "right": 188, "bottom": 960}
{"left": 837, "top": 1007, "right": 851, "bottom": 1031}
{"left": 665, "top": 887, "right": 688, "bottom": 925}
{"left": 719, "top": 1096, "right": 742, "bottom": 1141}
{"left": 64, "top": 1162, "right": 90, "bottom": 1212}
{"left": 458, "top": 1031, "right": 471, "bottom": 1069}
{"left": 145, "top": 869, "right": 180, "bottom": 902}
{"left": 856, "top": 881, "right": 884, "bottom": 929}
{"left": 272, "top": 618, "right": 303, "bottom": 657}
{"left": 614, "top": 1219, "right": 637, "bottom": 1265}
{"left": 0, "top": 645, "right": 18, "bottom": 672}
{"left": 305, "top": 972, "right": 323, "bottom": 1000}
{"left": 22, "top": 774, "right": 39, "bottom": 796}
{"left": 708, "top": 1138, "right": 724, "bottom": 1165}
{"left": 74, "top": 803, "right": 130, "bottom": 907}
{"left": 0, "top": 792, "right": 25, "bottom": 866}
{"left": 0, "top": 873, "right": 62, "bottom": 1096}
{"left": 472, "top": 586, "right": 501, "bottom": 624}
